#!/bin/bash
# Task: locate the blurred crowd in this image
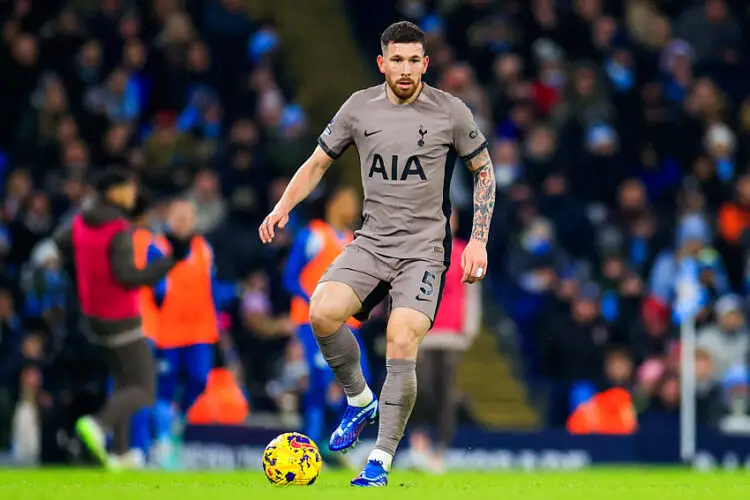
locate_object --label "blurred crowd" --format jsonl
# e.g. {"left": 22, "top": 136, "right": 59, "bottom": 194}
{"left": 0, "top": 0, "right": 328, "bottom": 461}
{"left": 347, "top": 0, "right": 750, "bottom": 431}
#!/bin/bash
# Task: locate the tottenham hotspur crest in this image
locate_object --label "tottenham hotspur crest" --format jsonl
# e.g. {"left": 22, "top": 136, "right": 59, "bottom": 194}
{"left": 417, "top": 125, "right": 427, "bottom": 146}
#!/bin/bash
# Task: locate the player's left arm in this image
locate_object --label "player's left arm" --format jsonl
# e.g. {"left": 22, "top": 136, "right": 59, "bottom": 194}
{"left": 464, "top": 148, "right": 496, "bottom": 246}
{"left": 452, "top": 97, "right": 495, "bottom": 284}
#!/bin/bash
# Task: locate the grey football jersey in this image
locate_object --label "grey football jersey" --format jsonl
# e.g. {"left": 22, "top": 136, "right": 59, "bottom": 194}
{"left": 318, "top": 83, "right": 487, "bottom": 264}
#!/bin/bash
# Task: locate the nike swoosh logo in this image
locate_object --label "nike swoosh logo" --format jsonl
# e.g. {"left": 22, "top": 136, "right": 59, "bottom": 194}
{"left": 364, "top": 130, "right": 382, "bottom": 137}
{"left": 415, "top": 296, "right": 431, "bottom": 302}
{"left": 289, "top": 437, "right": 314, "bottom": 450}
{"left": 383, "top": 401, "right": 405, "bottom": 406}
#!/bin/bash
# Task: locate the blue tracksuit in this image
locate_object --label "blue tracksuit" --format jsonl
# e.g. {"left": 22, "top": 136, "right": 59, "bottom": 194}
{"left": 283, "top": 227, "right": 371, "bottom": 446}
{"left": 130, "top": 240, "right": 236, "bottom": 455}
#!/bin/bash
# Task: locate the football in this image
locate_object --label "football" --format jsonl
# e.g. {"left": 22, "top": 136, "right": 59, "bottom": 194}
{"left": 262, "top": 432, "right": 323, "bottom": 486}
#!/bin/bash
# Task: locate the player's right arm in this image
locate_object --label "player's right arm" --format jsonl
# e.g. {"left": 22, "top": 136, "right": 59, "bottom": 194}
{"left": 259, "top": 147, "right": 333, "bottom": 244}
{"left": 259, "top": 97, "right": 355, "bottom": 244}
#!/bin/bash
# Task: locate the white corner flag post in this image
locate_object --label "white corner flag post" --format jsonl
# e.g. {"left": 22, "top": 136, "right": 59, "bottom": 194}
{"left": 676, "top": 258, "right": 701, "bottom": 464}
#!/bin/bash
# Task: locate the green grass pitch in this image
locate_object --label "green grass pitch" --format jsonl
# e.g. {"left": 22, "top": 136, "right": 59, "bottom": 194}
{"left": 1, "top": 468, "right": 749, "bottom": 500}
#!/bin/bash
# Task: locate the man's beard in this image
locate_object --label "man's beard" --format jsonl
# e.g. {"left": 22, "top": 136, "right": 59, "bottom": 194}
{"left": 387, "top": 76, "right": 420, "bottom": 100}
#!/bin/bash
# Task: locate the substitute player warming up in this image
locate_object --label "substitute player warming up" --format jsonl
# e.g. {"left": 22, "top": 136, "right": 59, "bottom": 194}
{"left": 258, "top": 21, "right": 496, "bottom": 486}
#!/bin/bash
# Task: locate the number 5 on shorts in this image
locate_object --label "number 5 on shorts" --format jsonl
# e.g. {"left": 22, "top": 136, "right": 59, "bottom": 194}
{"left": 416, "top": 270, "right": 436, "bottom": 301}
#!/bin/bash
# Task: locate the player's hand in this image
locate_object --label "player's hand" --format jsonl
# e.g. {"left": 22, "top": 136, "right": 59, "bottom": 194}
{"left": 461, "top": 238, "right": 488, "bottom": 284}
{"left": 259, "top": 202, "right": 290, "bottom": 244}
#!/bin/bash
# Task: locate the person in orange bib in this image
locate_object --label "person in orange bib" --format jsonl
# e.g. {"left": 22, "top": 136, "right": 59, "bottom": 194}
{"left": 146, "top": 199, "right": 233, "bottom": 464}
{"left": 283, "top": 186, "right": 370, "bottom": 451}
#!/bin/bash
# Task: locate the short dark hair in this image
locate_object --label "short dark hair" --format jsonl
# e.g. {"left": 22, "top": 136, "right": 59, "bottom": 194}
{"left": 94, "top": 166, "right": 135, "bottom": 194}
{"left": 380, "top": 21, "right": 426, "bottom": 53}
{"left": 131, "top": 190, "right": 152, "bottom": 219}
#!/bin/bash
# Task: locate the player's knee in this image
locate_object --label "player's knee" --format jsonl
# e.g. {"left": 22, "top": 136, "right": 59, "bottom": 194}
{"left": 309, "top": 285, "right": 348, "bottom": 336}
{"left": 386, "top": 324, "right": 423, "bottom": 359}
{"left": 309, "top": 303, "right": 342, "bottom": 337}
{"left": 386, "top": 330, "right": 421, "bottom": 359}
{"left": 386, "top": 309, "right": 430, "bottom": 359}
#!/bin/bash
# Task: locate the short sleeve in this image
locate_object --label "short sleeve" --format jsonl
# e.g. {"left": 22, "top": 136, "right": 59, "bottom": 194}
{"left": 318, "top": 96, "right": 355, "bottom": 160}
{"left": 451, "top": 97, "right": 487, "bottom": 160}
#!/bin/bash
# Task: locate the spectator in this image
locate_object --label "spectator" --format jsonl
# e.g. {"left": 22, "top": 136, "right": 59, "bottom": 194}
{"left": 6, "top": 192, "right": 53, "bottom": 277}
{"left": 265, "top": 339, "right": 307, "bottom": 426}
{"left": 185, "top": 169, "right": 227, "bottom": 234}
{"left": 142, "top": 111, "right": 200, "bottom": 186}
{"left": 538, "top": 171, "right": 594, "bottom": 260}
{"left": 697, "top": 294, "right": 749, "bottom": 380}
{"left": 674, "top": 0, "right": 741, "bottom": 65}
{"left": 649, "top": 213, "right": 728, "bottom": 305}
{"left": 21, "top": 238, "right": 66, "bottom": 321}
{"left": 553, "top": 60, "right": 614, "bottom": 132}
{"left": 2, "top": 169, "right": 32, "bottom": 225}
{"left": 695, "top": 348, "right": 724, "bottom": 427}
{"left": 602, "top": 347, "right": 634, "bottom": 391}
{"left": 630, "top": 296, "right": 673, "bottom": 365}
{"left": 718, "top": 365, "right": 750, "bottom": 434}
{"left": 237, "top": 267, "right": 294, "bottom": 410}
{"left": 83, "top": 67, "right": 141, "bottom": 124}
{"left": 718, "top": 174, "right": 750, "bottom": 246}
{"left": 0, "top": 33, "right": 41, "bottom": 151}
{"left": 11, "top": 364, "right": 42, "bottom": 464}
{"left": 0, "top": 288, "right": 22, "bottom": 449}
{"left": 15, "top": 75, "right": 69, "bottom": 168}
{"left": 539, "top": 282, "right": 624, "bottom": 426}
{"left": 718, "top": 174, "right": 750, "bottom": 289}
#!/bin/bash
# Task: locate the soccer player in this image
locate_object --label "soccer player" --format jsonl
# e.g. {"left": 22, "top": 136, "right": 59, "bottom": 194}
{"left": 53, "top": 168, "right": 194, "bottom": 468}
{"left": 259, "top": 21, "right": 495, "bottom": 486}
{"left": 283, "top": 185, "right": 371, "bottom": 456}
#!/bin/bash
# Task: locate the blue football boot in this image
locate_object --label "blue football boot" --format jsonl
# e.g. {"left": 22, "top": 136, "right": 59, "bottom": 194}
{"left": 329, "top": 396, "right": 378, "bottom": 453}
{"left": 351, "top": 459, "right": 389, "bottom": 487}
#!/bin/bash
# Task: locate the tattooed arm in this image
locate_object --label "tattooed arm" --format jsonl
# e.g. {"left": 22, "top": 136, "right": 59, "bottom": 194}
{"left": 464, "top": 147, "right": 496, "bottom": 244}
{"left": 451, "top": 96, "right": 494, "bottom": 282}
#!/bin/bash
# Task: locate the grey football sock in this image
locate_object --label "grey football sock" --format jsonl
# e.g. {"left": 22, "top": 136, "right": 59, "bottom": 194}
{"left": 315, "top": 325, "right": 367, "bottom": 398}
{"left": 375, "top": 359, "right": 417, "bottom": 456}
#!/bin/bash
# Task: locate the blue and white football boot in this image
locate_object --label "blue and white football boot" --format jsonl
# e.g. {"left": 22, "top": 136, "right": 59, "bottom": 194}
{"left": 328, "top": 395, "right": 379, "bottom": 453}
{"left": 351, "top": 459, "right": 389, "bottom": 487}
